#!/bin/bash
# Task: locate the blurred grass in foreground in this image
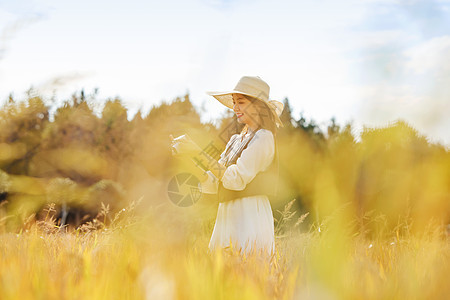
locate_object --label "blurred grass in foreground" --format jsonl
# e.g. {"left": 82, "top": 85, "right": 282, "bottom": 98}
{"left": 0, "top": 199, "right": 449, "bottom": 300}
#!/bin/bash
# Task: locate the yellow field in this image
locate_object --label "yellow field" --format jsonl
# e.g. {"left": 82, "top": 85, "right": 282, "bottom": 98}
{"left": 0, "top": 201, "right": 448, "bottom": 300}
{"left": 1, "top": 95, "right": 449, "bottom": 299}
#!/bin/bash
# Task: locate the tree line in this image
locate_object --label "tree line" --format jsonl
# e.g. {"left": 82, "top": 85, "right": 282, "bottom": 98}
{"left": 0, "top": 89, "right": 448, "bottom": 234}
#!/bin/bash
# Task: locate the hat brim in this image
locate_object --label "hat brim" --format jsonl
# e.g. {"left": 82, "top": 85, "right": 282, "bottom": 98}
{"left": 206, "top": 90, "right": 284, "bottom": 128}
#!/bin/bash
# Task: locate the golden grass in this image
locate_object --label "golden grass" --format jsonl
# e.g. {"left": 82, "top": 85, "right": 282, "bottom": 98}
{"left": 0, "top": 202, "right": 448, "bottom": 300}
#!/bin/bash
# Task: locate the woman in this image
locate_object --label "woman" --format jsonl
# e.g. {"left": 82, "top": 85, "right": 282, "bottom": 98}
{"left": 171, "top": 76, "right": 284, "bottom": 256}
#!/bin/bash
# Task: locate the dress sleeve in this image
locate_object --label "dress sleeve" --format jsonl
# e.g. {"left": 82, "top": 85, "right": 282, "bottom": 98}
{"left": 198, "top": 134, "right": 238, "bottom": 194}
{"left": 220, "top": 129, "right": 275, "bottom": 191}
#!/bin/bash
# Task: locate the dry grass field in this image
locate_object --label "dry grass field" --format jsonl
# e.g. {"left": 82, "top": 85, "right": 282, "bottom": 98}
{"left": 0, "top": 199, "right": 448, "bottom": 300}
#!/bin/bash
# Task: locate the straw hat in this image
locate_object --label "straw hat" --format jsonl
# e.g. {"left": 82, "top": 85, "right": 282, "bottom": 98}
{"left": 206, "top": 76, "right": 284, "bottom": 128}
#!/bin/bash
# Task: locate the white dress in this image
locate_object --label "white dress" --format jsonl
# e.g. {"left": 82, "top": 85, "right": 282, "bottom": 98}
{"left": 200, "top": 128, "right": 276, "bottom": 256}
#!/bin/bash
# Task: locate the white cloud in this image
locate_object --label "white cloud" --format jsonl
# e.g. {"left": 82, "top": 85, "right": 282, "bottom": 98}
{"left": 404, "top": 35, "right": 450, "bottom": 76}
{"left": 357, "top": 36, "right": 450, "bottom": 146}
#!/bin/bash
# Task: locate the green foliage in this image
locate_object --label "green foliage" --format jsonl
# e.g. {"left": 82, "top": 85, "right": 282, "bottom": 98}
{"left": 0, "top": 94, "right": 49, "bottom": 174}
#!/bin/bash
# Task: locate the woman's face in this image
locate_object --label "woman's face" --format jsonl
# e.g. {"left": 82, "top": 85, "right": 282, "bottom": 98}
{"left": 232, "top": 94, "right": 260, "bottom": 128}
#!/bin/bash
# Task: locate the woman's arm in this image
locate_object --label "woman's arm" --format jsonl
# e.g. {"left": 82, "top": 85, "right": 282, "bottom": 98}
{"left": 188, "top": 153, "right": 226, "bottom": 182}
{"left": 170, "top": 134, "right": 227, "bottom": 181}
{"left": 220, "top": 129, "right": 274, "bottom": 191}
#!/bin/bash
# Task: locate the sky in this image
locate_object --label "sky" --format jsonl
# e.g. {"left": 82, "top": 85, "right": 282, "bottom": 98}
{"left": 0, "top": 0, "right": 449, "bottom": 146}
